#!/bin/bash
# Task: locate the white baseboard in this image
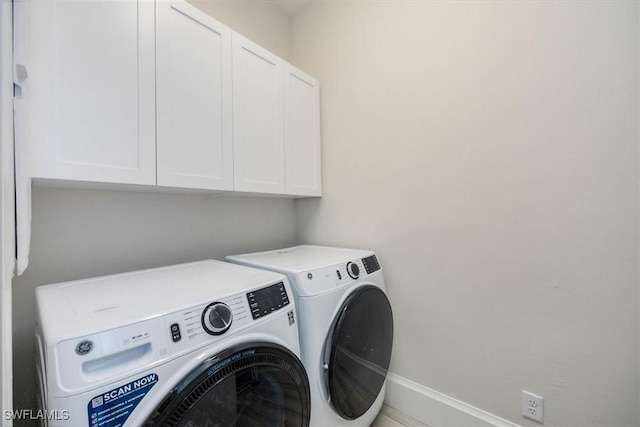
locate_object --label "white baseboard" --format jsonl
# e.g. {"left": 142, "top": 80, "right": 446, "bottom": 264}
{"left": 384, "top": 373, "right": 521, "bottom": 427}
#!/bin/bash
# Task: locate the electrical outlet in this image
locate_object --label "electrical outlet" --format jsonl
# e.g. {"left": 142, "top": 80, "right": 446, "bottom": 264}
{"left": 522, "top": 390, "right": 544, "bottom": 423}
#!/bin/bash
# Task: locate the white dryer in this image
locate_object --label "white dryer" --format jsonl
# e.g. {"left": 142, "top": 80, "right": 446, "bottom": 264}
{"left": 227, "top": 245, "right": 393, "bottom": 427}
{"left": 35, "top": 260, "right": 310, "bottom": 427}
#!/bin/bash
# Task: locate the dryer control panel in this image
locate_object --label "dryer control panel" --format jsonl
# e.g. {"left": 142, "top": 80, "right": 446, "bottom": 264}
{"left": 294, "top": 255, "right": 383, "bottom": 296}
{"left": 362, "top": 255, "right": 381, "bottom": 274}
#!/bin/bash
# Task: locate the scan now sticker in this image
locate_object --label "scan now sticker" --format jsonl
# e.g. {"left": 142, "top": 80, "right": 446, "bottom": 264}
{"left": 87, "top": 373, "right": 158, "bottom": 427}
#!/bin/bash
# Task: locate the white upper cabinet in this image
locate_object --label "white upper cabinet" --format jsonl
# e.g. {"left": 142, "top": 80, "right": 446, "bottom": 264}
{"left": 284, "top": 65, "right": 322, "bottom": 197}
{"left": 232, "top": 33, "right": 285, "bottom": 194}
{"left": 20, "top": 0, "right": 156, "bottom": 185}
{"left": 156, "top": 2, "right": 233, "bottom": 191}
{"left": 15, "top": 0, "right": 321, "bottom": 196}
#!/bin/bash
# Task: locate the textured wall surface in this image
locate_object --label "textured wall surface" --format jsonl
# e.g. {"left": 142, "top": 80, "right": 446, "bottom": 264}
{"left": 292, "top": 1, "right": 639, "bottom": 425}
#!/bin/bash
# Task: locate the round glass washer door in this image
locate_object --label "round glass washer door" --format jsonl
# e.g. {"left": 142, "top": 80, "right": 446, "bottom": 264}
{"left": 325, "top": 285, "right": 394, "bottom": 420}
{"left": 145, "top": 343, "right": 310, "bottom": 427}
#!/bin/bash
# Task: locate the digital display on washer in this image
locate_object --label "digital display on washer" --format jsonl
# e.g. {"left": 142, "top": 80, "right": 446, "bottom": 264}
{"left": 362, "top": 255, "right": 381, "bottom": 274}
{"left": 247, "top": 282, "right": 290, "bottom": 320}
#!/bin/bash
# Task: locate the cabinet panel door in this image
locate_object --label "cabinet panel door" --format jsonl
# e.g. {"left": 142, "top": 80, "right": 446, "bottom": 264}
{"left": 27, "top": 0, "right": 155, "bottom": 185}
{"left": 156, "top": 2, "right": 233, "bottom": 190}
{"left": 232, "top": 33, "right": 285, "bottom": 194}
{"left": 284, "top": 65, "right": 321, "bottom": 197}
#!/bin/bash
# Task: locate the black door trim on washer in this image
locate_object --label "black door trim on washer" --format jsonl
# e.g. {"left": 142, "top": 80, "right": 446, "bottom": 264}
{"left": 144, "top": 342, "right": 310, "bottom": 427}
{"left": 325, "top": 285, "right": 394, "bottom": 420}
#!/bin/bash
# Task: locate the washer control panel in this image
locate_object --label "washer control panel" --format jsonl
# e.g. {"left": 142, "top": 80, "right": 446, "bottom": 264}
{"left": 166, "top": 294, "right": 248, "bottom": 347}
{"left": 247, "top": 281, "right": 290, "bottom": 320}
{"left": 163, "top": 280, "right": 291, "bottom": 356}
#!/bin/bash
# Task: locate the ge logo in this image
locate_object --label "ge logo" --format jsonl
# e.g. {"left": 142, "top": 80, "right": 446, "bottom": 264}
{"left": 75, "top": 340, "right": 93, "bottom": 356}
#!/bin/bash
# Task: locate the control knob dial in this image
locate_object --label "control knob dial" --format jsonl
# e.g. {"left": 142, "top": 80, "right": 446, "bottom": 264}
{"left": 202, "top": 302, "right": 233, "bottom": 335}
{"left": 346, "top": 262, "right": 360, "bottom": 280}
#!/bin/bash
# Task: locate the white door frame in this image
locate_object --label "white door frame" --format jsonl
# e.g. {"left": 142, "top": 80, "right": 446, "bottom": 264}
{"left": 0, "top": 0, "right": 15, "bottom": 423}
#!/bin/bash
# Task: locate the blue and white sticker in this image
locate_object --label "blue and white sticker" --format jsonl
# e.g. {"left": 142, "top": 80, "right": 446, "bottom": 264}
{"left": 87, "top": 373, "right": 158, "bottom": 427}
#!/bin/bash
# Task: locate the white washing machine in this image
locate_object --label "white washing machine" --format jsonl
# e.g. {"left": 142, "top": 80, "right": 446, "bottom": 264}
{"left": 35, "top": 260, "right": 311, "bottom": 427}
{"left": 227, "top": 245, "right": 393, "bottom": 427}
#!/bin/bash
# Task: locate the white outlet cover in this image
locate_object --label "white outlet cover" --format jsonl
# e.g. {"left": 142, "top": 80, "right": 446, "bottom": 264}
{"left": 522, "top": 390, "right": 544, "bottom": 423}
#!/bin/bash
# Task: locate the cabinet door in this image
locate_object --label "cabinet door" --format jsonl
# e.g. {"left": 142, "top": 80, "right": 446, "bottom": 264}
{"left": 156, "top": 2, "right": 233, "bottom": 190}
{"left": 284, "top": 65, "right": 321, "bottom": 197}
{"left": 24, "top": 0, "right": 155, "bottom": 185}
{"left": 232, "top": 33, "right": 285, "bottom": 194}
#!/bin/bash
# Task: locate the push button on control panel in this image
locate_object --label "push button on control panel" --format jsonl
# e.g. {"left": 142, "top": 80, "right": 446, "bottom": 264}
{"left": 170, "top": 323, "right": 181, "bottom": 342}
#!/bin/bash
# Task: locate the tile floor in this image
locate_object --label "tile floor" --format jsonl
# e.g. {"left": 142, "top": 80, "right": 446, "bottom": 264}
{"left": 371, "top": 405, "right": 429, "bottom": 427}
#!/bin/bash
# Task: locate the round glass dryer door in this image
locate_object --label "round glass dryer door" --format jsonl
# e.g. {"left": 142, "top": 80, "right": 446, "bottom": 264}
{"left": 325, "top": 285, "right": 394, "bottom": 420}
{"left": 145, "top": 343, "right": 310, "bottom": 427}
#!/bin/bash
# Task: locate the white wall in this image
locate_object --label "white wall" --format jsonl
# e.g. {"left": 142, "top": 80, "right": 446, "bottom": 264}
{"left": 292, "top": 1, "right": 639, "bottom": 426}
{"left": 189, "top": 0, "right": 292, "bottom": 60}
{"left": 11, "top": 0, "right": 295, "bottom": 419}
